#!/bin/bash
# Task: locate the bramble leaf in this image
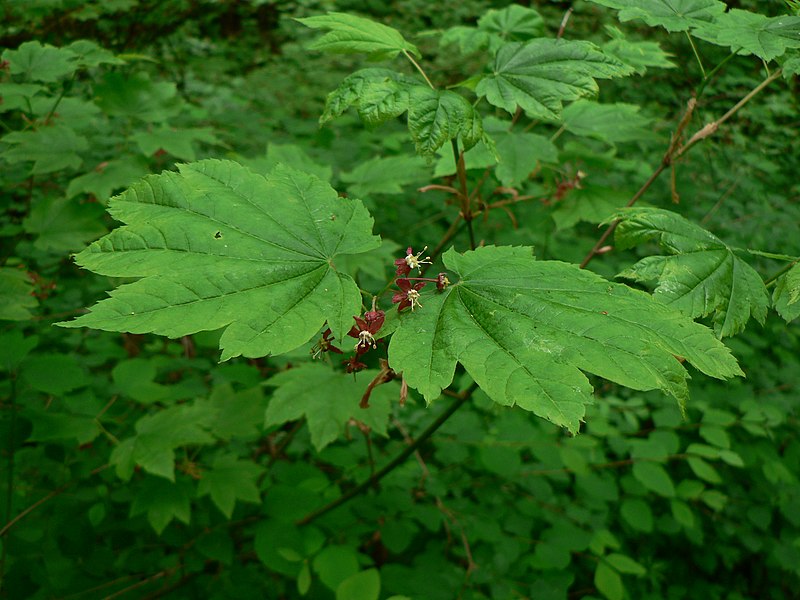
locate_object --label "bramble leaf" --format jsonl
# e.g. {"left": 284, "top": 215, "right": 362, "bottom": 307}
{"left": 692, "top": 10, "right": 800, "bottom": 61}
{"left": 773, "top": 262, "right": 800, "bottom": 322}
{"left": 320, "top": 68, "right": 418, "bottom": 125}
{"left": 587, "top": 0, "right": 726, "bottom": 32}
{"left": 389, "top": 246, "right": 742, "bottom": 434}
{"left": 476, "top": 39, "right": 630, "bottom": 121}
{"left": 613, "top": 207, "right": 769, "bottom": 338}
{"left": 58, "top": 161, "right": 380, "bottom": 361}
{"left": 407, "top": 87, "right": 484, "bottom": 157}
{"left": 264, "top": 364, "right": 394, "bottom": 451}
{"left": 197, "top": 454, "right": 264, "bottom": 518}
{"left": 297, "top": 12, "right": 420, "bottom": 59}
{"left": 322, "top": 70, "right": 485, "bottom": 158}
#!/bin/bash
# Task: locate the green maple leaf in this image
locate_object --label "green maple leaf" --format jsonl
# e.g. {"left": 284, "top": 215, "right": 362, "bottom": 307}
{"left": 476, "top": 39, "right": 630, "bottom": 121}
{"left": 297, "top": 12, "right": 420, "bottom": 59}
{"left": 197, "top": 454, "right": 265, "bottom": 518}
{"left": 2, "top": 41, "right": 77, "bottom": 82}
{"left": 130, "top": 477, "right": 193, "bottom": 534}
{"left": 773, "top": 262, "right": 800, "bottom": 323}
{"left": 561, "top": 99, "right": 655, "bottom": 144}
{"left": 131, "top": 126, "right": 220, "bottom": 161}
{"left": 389, "top": 246, "right": 742, "bottom": 434}
{"left": 58, "top": 160, "right": 380, "bottom": 360}
{"left": 265, "top": 364, "right": 394, "bottom": 451}
{"left": 612, "top": 207, "right": 769, "bottom": 338}
{"left": 442, "top": 5, "right": 545, "bottom": 54}
{"left": 2, "top": 125, "right": 89, "bottom": 174}
{"left": 0, "top": 268, "right": 37, "bottom": 320}
{"left": 340, "top": 155, "right": 431, "bottom": 196}
{"left": 23, "top": 195, "right": 107, "bottom": 252}
{"left": 693, "top": 10, "right": 800, "bottom": 62}
{"left": 587, "top": 0, "right": 726, "bottom": 32}
{"left": 601, "top": 26, "right": 676, "bottom": 76}
{"left": 110, "top": 402, "right": 216, "bottom": 481}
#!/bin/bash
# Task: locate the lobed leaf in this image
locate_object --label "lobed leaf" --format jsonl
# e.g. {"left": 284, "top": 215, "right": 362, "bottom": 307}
{"left": 613, "top": 207, "right": 769, "bottom": 338}
{"left": 297, "top": 12, "right": 420, "bottom": 59}
{"left": 264, "top": 364, "right": 393, "bottom": 451}
{"left": 692, "top": 10, "right": 800, "bottom": 62}
{"left": 561, "top": 99, "right": 655, "bottom": 144}
{"left": 476, "top": 39, "right": 631, "bottom": 121}
{"left": 773, "top": 262, "right": 800, "bottom": 322}
{"left": 441, "top": 5, "right": 545, "bottom": 54}
{"left": 601, "top": 25, "right": 676, "bottom": 75}
{"left": 389, "top": 246, "right": 742, "bottom": 434}
{"left": 587, "top": 0, "right": 727, "bottom": 32}
{"left": 2, "top": 41, "right": 77, "bottom": 81}
{"left": 58, "top": 160, "right": 380, "bottom": 361}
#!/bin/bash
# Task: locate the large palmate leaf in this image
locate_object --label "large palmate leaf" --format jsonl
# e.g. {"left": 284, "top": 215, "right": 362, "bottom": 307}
{"left": 612, "top": 208, "right": 769, "bottom": 338}
{"left": 389, "top": 246, "right": 741, "bottom": 434}
{"left": 297, "top": 12, "right": 420, "bottom": 59}
{"left": 475, "top": 39, "right": 630, "bottom": 121}
{"left": 59, "top": 160, "right": 380, "bottom": 360}
{"left": 588, "top": 0, "right": 727, "bottom": 32}
{"left": 693, "top": 10, "right": 800, "bottom": 61}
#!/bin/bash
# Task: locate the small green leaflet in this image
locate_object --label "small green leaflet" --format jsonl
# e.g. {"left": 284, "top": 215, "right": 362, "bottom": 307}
{"left": 321, "top": 69, "right": 485, "bottom": 158}
{"left": 297, "top": 12, "right": 420, "bottom": 59}
{"left": 441, "top": 5, "right": 545, "bottom": 54}
{"left": 94, "top": 71, "right": 183, "bottom": 122}
{"left": 389, "top": 246, "right": 742, "bottom": 434}
{"left": 783, "top": 53, "right": 800, "bottom": 77}
{"left": 594, "top": 562, "right": 624, "bottom": 600}
{"left": 23, "top": 195, "right": 107, "bottom": 252}
{"left": 0, "top": 267, "right": 37, "bottom": 320}
{"left": 773, "top": 262, "right": 800, "bottom": 322}
{"left": 340, "top": 155, "right": 431, "bottom": 196}
{"left": 601, "top": 26, "right": 676, "bottom": 75}
{"left": 475, "top": 39, "right": 630, "bottom": 121}
{"left": 561, "top": 100, "right": 655, "bottom": 144}
{"left": 58, "top": 160, "right": 380, "bottom": 361}
{"left": 2, "top": 125, "right": 89, "bottom": 174}
{"left": 587, "top": 0, "right": 726, "bottom": 32}
{"left": 197, "top": 454, "right": 264, "bottom": 518}
{"left": 264, "top": 364, "right": 393, "bottom": 451}
{"left": 692, "top": 10, "right": 800, "bottom": 62}
{"left": 612, "top": 207, "right": 769, "bottom": 338}
{"left": 131, "top": 126, "right": 220, "bottom": 161}
{"left": 130, "top": 477, "right": 193, "bottom": 534}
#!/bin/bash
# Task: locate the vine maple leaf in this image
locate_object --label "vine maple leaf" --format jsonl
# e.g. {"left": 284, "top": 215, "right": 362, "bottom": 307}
{"left": 389, "top": 246, "right": 742, "bottom": 434}
{"left": 58, "top": 160, "right": 380, "bottom": 360}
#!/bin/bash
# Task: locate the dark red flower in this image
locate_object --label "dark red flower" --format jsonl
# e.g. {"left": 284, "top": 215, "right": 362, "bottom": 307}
{"left": 394, "top": 246, "right": 431, "bottom": 276}
{"left": 392, "top": 278, "right": 426, "bottom": 311}
{"left": 436, "top": 272, "right": 451, "bottom": 290}
{"left": 311, "top": 328, "right": 343, "bottom": 358}
{"left": 347, "top": 311, "right": 385, "bottom": 355}
{"left": 343, "top": 356, "right": 368, "bottom": 373}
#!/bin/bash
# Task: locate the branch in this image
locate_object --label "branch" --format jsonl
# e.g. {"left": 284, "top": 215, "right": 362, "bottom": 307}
{"left": 295, "top": 384, "right": 476, "bottom": 526}
{"left": 580, "top": 69, "right": 783, "bottom": 269}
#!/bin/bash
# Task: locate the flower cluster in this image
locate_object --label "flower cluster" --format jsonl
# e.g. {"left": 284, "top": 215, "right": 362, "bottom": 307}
{"left": 391, "top": 245, "right": 451, "bottom": 313}
{"left": 394, "top": 246, "right": 431, "bottom": 276}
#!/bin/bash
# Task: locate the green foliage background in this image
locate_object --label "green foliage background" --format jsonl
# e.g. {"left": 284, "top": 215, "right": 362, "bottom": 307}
{"left": 1, "top": 1, "right": 799, "bottom": 599}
